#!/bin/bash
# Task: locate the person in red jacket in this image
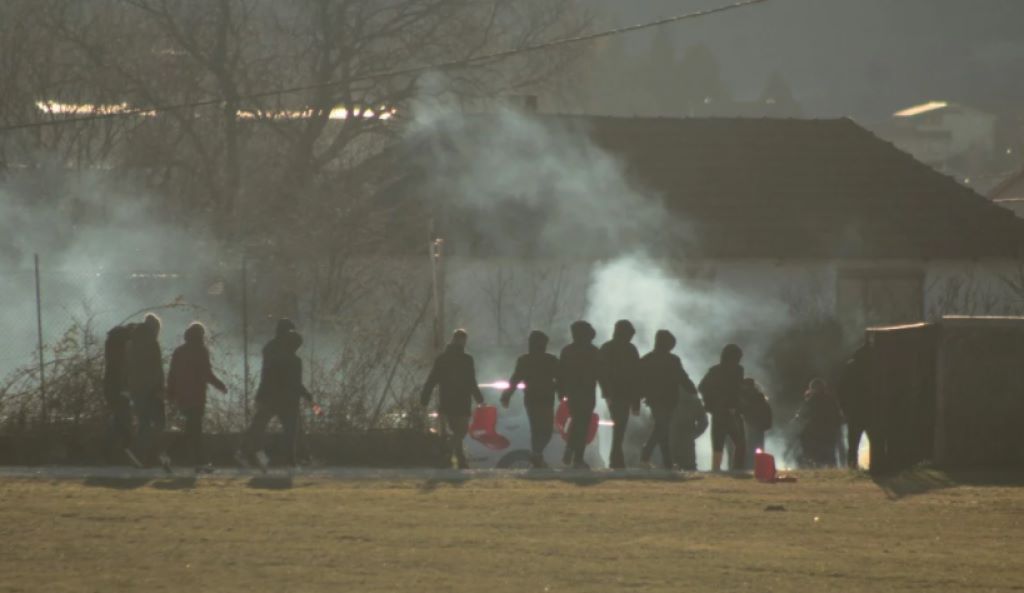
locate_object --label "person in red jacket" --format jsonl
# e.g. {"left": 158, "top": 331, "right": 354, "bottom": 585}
{"left": 166, "top": 322, "right": 227, "bottom": 473}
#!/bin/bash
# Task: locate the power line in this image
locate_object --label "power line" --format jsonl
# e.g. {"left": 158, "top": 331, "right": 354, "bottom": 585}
{"left": 0, "top": 0, "right": 768, "bottom": 132}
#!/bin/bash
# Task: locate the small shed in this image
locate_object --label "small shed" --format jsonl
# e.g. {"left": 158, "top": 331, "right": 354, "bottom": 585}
{"left": 865, "top": 316, "right": 1024, "bottom": 473}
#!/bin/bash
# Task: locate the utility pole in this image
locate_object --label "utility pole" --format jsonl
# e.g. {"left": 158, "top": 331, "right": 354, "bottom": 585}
{"left": 241, "top": 251, "right": 250, "bottom": 425}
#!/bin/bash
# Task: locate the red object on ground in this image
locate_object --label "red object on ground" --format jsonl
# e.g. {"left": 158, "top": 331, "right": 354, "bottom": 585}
{"left": 554, "top": 399, "right": 599, "bottom": 444}
{"left": 468, "top": 405, "right": 510, "bottom": 450}
{"left": 754, "top": 450, "right": 778, "bottom": 482}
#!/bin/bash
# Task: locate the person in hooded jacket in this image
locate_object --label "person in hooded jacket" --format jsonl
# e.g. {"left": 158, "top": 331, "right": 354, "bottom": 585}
{"left": 103, "top": 323, "right": 141, "bottom": 467}
{"left": 795, "top": 378, "right": 844, "bottom": 468}
{"left": 699, "top": 344, "right": 747, "bottom": 471}
{"left": 639, "top": 330, "right": 698, "bottom": 470}
{"left": 599, "top": 320, "right": 641, "bottom": 469}
{"left": 670, "top": 390, "right": 709, "bottom": 471}
{"left": 125, "top": 313, "right": 167, "bottom": 468}
{"left": 501, "top": 330, "right": 559, "bottom": 469}
{"left": 558, "top": 321, "right": 601, "bottom": 469}
{"left": 420, "top": 329, "right": 485, "bottom": 469}
{"left": 241, "top": 325, "right": 314, "bottom": 469}
{"left": 166, "top": 322, "right": 227, "bottom": 472}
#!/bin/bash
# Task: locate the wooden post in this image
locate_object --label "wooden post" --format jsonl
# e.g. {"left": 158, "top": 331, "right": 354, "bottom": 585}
{"left": 241, "top": 252, "right": 250, "bottom": 425}
{"left": 34, "top": 254, "right": 46, "bottom": 425}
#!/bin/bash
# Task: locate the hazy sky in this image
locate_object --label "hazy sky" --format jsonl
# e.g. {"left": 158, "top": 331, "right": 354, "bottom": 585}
{"left": 591, "top": 0, "right": 1024, "bottom": 118}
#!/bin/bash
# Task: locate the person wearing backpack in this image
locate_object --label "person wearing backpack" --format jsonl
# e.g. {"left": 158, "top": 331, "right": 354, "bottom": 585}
{"left": 638, "top": 330, "right": 698, "bottom": 470}
{"left": 698, "top": 344, "right": 747, "bottom": 471}
{"left": 738, "top": 378, "right": 772, "bottom": 469}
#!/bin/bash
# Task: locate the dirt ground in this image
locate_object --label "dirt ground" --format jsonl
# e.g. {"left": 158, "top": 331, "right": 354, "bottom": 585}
{"left": 1, "top": 469, "right": 1023, "bottom": 593}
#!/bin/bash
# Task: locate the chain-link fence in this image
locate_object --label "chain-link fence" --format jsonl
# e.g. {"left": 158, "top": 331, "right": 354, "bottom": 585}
{"left": 0, "top": 253, "right": 437, "bottom": 441}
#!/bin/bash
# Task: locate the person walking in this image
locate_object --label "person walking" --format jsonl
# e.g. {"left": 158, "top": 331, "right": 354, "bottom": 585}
{"left": 420, "top": 329, "right": 485, "bottom": 469}
{"left": 125, "top": 314, "right": 168, "bottom": 470}
{"left": 501, "top": 331, "right": 559, "bottom": 469}
{"left": 699, "top": 344, "right": 748, "bottom": 471}
{"left": 102, "top": 324, "right": 141, "bottom": 467}
{"left": 166, "top": 322, "right": 227, "bottom": 473}
{"left": 240, "top": 325, "right": 316, "bottom": 470}
{"left": 639, "top": 330, "right": 698, "bottom": 470}
{"left": 795, "top": 378, "right": 844, "bottom": 468}
{"left": 558, "top": 321, "right": 601, "bottom": 469}
{"left": 598, "top": 320, "right": 641, "bottom": 470}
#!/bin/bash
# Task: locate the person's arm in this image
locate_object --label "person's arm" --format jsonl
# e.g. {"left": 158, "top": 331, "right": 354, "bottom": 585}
{"left": 469, "top": 357, "right": 484, "bottom": 405}
{"left": 295, "top": 358, "right": 313, "bottom": 402}
{"left": 678, "top": 361, "right": 698, "bottom": 397}
{"left": 165, "top": 351, "right": 179, "bottom": 405}
{"left": 501, "top": 358, "right": 524, "bottom": 408}
{"left": 420, "top": 357, "right": 440, "bottom": 407}
{"left": 203, "top": 350, "right": 228, "bottom": 393}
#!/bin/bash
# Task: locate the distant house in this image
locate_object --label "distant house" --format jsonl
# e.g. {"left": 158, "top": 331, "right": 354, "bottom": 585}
{"left": 403, "top": 115, "right": 1024, "bottom": 370}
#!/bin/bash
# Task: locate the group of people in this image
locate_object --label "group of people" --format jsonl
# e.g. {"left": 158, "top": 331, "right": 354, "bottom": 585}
{"left": 104, "top": 312, "right": 848, "bottom": 473}
{"left": 422, "top": 319, "right": 851, "bottom": 472}
{"left": 421, "top": 319, "right": 781, "bottom": 471}
{"left": 103, "top": 314, "right": 318, "bottom": 473}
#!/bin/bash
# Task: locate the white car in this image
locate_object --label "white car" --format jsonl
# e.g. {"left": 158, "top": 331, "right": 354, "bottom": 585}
{"left": 457, "top": 382, "right": 610, "bottom": 469}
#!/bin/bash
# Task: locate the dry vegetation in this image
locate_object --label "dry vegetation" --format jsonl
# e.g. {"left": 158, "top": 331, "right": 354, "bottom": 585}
{"left": 1, "top": 469, "right": 1022, "bottom": 592}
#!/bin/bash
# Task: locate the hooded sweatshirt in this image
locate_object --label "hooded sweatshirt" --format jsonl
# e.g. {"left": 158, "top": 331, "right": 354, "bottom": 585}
{"left": 557, "top": 321, "right": 601, "bottom": 407}
{"left": 166, "top": 325, "right": 226, "bottom": 410}
{"left": 420, "top": 342, "right": 484, "bottom": 416}
{"left": 698, "top": 344, "right": 745, "bottom": 415}
{"left": 507, "top": 331, "right": 559, "bottom": 406}
{"left": 598, "top": 320, "right": 641, "bottom": 401}
{"left": 124, "top": 318, "right": 164, "bottom": 397}
{"left": 640, "top": 330, "right": 697, "bottom": 408}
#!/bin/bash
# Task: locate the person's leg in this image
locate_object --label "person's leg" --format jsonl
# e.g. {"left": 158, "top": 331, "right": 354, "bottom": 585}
{"left": 243, "top": 402, "right": 274, "bottom": 457}
{"left": 131, "top": 393, "right": 153, "bottom": 464}
{"left": 446, "top": 415, "right": 470, "bottom": 469}
{"left": 183, "top": 407, "right": 205, "bottom": 467}
{"left": 710, "top": 414, "right": 726, "bottom": 471}
{"left": 608, "top": 398, "right": 630, "bottom": 469}
{"left": 568, "top": 404, "right": 592, "bottom": 466}
{"left": 278, "top": 404, "right": 300, "bottom": 466}
{"left": 729, "top": 413, "right": 747, "bottom": 470}
{"left": 656, "top": 406, "right": 674, "bottom": 469}
{"left": 526, "top": 400, "right": 554, "bottom": 467}
{"left": 847, "top": 421, "right": 864, "bottom": 469}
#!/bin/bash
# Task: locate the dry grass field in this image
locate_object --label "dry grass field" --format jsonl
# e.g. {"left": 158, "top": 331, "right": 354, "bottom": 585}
{"left": 1, "top": 469, "right": 1022, "bottom": 592}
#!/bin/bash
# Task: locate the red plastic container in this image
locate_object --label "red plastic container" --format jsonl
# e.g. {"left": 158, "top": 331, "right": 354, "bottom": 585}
{"left": 468, "top": 405, "right": 510, "bottom": 450}
{"left": 554, "top": 399, "right": 599, "bottom": 444}
{"left": 754, "top": 449, "right": 777, "bottom": 482}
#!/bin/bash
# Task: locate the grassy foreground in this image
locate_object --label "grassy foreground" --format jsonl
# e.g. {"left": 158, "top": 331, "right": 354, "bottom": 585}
{"left": 1, "top": 470, "right": 1022, "bottom": 592}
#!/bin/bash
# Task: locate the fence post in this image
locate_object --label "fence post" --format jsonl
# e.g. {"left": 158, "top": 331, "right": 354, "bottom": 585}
{"left": 34, "top": 253, "right": 46, "bottom": 425}
{"left": 241, "top": 252, "right": 250, "bottom": 426}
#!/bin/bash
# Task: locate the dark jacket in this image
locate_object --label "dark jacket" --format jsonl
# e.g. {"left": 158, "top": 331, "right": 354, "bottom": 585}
{"left": 420, "top": 344, "right": 484, "bottom": 416}
{"left": 739, "top": 380, "right": 773, "bottom": 431}
{"left": 797, "top": 391, "right": 844, "bottom": 444}
{"left": 699, "top": 362, "right": 745, "bottom": 415}
{"left": 256, "top": 331, "right": 311, "bottom": 406}
{"left": 124, "top": 322, "right": 164, "bottom": 398}
{"left": 558, "top": 322, "right": 600, "bottom": 408}
{"left": 598, "top": 326, "right": 640, "bottom": 401}
{"left": 167, "top": 340, "right": 226, "bottom": 410}
{"left": 640, "top": 350, "right": 697, "bottom": 409}
{"left": 508, "top": 352, "right": 559, "bottom": 405}
{"left": 103, "top": 324, "right": 134, "bottom": 403}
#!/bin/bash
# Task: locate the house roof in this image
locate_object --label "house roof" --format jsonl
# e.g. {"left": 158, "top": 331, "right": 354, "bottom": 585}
{"left": 407, "top": 115, "right": 1024, "bottom": 259}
